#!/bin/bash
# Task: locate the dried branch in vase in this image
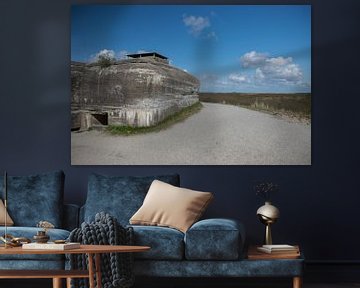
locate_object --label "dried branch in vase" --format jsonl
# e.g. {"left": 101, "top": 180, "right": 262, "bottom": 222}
{"left": 254, "top": 181, "right": 279, "bottom": 202}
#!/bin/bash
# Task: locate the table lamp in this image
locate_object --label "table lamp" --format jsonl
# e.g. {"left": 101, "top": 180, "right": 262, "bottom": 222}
{"left": 256, "top": 201, "right": 280, "bottom": 245}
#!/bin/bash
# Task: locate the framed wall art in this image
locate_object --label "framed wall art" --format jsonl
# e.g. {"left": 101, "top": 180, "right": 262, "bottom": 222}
{"left": 71, "top": 5, "right": 311, "bottom": 165}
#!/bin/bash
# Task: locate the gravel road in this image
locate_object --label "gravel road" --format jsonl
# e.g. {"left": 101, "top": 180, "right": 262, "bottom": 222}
{"left": 71, "top": 102, "right": 311, "bottom": 165}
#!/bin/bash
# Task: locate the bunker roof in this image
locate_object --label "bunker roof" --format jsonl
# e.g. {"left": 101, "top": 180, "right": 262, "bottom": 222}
{"left": 127, "top": 52, "right": 168, "bottom": 60}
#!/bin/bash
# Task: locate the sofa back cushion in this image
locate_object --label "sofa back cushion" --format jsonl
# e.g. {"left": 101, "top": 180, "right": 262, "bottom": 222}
{"left": 0, "top": 170, "right": 64, "bottom": 227}
{"left": 83, "top": 173, "right": 180, "bottom": 226}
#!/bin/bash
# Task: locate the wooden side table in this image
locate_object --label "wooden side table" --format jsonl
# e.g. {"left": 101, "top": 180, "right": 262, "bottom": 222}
{"left": 0, "top": 244, "right": 150, "bottom": 288}
{"left": 247, "top": 245, "right": 303, "bottom": 288}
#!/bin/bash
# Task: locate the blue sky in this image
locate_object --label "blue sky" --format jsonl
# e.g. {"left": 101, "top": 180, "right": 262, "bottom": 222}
{"left": 72, "top": 5, "right": 311, "bottom": 93}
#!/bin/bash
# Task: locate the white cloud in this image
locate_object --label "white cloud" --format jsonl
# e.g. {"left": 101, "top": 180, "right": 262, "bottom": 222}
{"left": 255, "top": 68, "right": 265, "bottom": 80}
{"left": 266, "top": 56, "right": 292, "bottom": 66}
{"left": 240, "top": 51, "right": 268, "bottom": 68}
{"left": 241, "top": 51, "right": 304, "bottom": 85}
{"left": 261, "top": 57, "right": 302, "bottom": 83}
{"left": 183, "top": 15, "right": 210, "bottom": 36}
{"left": 228, "top": 73, "right": 248, "bottom": 83}
{"left": 198, "top": 51, "right": 309, "bottom": 92}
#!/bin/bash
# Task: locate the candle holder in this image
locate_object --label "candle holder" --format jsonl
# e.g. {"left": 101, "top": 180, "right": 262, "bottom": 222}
{"left": 33, "top": 231, "right": 50, "bottom": 243}
{"left": 34, "top": 220, "right": 54, "bottom": 243}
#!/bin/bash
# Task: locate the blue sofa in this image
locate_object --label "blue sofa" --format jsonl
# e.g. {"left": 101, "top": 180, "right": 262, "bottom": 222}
{"left": 81, "top": 173, "right": 304, "bottom": 283}
{"left": 0, "top": 171, "right": 303, "bottom": 287}
{"left": 0, "top": 171, "right": 79, "bottom": 270}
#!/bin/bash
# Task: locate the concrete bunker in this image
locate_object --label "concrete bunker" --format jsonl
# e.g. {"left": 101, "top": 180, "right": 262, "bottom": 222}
{"left": 71, "top": 52, "right": 200, "bottom": 131}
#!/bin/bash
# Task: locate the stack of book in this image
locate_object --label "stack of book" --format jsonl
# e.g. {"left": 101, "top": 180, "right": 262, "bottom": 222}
{"left": 257, "top": 244, "right": 299, "bottom": 254}
{"left": 248, "top": 244, "right": 300, "bottom": 259}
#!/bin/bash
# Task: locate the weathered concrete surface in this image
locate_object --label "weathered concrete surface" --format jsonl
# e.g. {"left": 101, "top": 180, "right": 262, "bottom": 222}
{"left": 71, "top": 57, "right": 199, "bottom": 129}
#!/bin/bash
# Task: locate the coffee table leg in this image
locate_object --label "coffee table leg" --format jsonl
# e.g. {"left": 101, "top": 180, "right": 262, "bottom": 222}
{"left": 95, "top": 253, "right": 102, "bottom": 288}
{"left": 88, "top": 253, "right": 95, "bottom": 288}
{"left": 52, "top": 278, "right": 62, "bottom": 288}
{"left": 293, "top": 276, "right": 302, "bottom": 288}
{"left": 66, "top": 277, "right": 72, "bottom": 288}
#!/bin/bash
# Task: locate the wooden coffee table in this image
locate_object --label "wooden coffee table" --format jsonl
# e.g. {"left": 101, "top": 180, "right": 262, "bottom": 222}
{"left": 0, "top": 244, "right": 150, "bottom": 288}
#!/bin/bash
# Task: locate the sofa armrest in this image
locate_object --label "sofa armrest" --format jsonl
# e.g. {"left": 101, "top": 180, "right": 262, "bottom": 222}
{"left": 184, "top": 218, "right": 245, "bottom": 260}
{"left": 63, "top": 204, "right": 80, "bottom": 231}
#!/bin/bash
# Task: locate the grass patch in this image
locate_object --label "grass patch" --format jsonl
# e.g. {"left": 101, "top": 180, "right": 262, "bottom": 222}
{"left": 107, "top": 101, "right": 203, "bottom": 135}
{"left": 199, "top": 92, "right": 311, "bottom": 121}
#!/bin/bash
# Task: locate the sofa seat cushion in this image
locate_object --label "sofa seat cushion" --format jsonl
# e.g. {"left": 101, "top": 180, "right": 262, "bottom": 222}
{"left": 0, "top": 227, "right": 70, "bottom": 261}
{"left": 134, "top": 258, "right": 304, "bottom": 277}
{"left": 0, "top": 170, "right": 65, "bottom": 227}
{"left": 84, "top": 174, "right": 180, "bottom": 226}
{"left": 185, "top": 218, "right": 245, "bottom": 260}
{"left": 130, "top": 225, "right": 184, "bottom": 260}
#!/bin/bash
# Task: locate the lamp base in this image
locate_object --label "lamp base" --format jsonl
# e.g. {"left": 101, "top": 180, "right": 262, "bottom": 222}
{"left": 265, "top": 223, "right": 272, "bottom": 245}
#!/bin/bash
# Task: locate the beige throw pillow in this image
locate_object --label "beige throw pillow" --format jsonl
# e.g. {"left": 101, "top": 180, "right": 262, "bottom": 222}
{"left": 0, "top": 199, "right": 14, "bottom": 226}
{"left": 130, "top": 180, "right": 213, "bottom": 233}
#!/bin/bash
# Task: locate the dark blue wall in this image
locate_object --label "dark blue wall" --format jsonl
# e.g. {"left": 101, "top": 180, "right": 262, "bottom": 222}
{"left": 0, "top": 0, "right": 359, "bottom": 263}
